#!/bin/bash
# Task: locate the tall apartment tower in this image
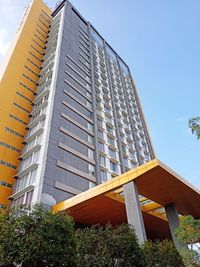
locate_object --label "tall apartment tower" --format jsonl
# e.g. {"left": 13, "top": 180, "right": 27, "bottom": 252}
{"left": 0, "top": 0, "right": 51, "bottom": 208}
{"left": 0, "top": 0, "right": 155, "bottom": 208}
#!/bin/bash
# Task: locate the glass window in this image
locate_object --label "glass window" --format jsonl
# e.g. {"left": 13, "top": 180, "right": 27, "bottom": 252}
{"left": 88, "top": 164, "right": 95, "bottom": 176}
{"left": 87, "top": 134, "right": 94, "bottom": 144}
{"left": 88, "top": 148, "right": 94, "bottom": 159}
{"left": 97, "top": 119, "right": 103, "bottom": 127}
{"left": 98, "top": 130, "right": 104, "bottom": 139}
{"left": 124, "top": 157, "right": 129, "bottom": 167}
{"left": 86, "top": 83, "right": 91, "bottom": 92}
{"left": 109, "top": 148, "right": 116, "bottom": 159}
{"left": 25, "top": 190, "right": 33, "bottom": 205}
{"left": 86, "top": 91, "right": 91, "bottom": 99}
{"left": 100, "top": 170, "right": 107, "bottom": 183}
{"left": 122, "top": 145, "right": 126, "bottom": 154}
{"left": 110, "top": 161, "right": 118, "bottom": 172}
{"left": 89, "top": 181, "right": 96, "bottom": 189}
{"left": 87, "top": 122, "right": 93, "bottom": 131}
{"left": 107, "top": 136, "right": 115, "bottom": 146}
{"left": 131, "top": 161, "right": 137, "bottom": 169}
{"left": 30, "top": 168, "right": 37, "bottom": 184}
{"left": 98, "top": 142, "right": 104, "bottom": 152}
{"left": 106, "top": 125, "right": 112, "bottom": 133}
{"left": 33, "top": 149, "right": 40, "bottom": 162}
{"left": 100, "top": 155, "right": 106, "bottom": 166}
{"left": 87, "top": 101, "right": 92, "bottom": 109}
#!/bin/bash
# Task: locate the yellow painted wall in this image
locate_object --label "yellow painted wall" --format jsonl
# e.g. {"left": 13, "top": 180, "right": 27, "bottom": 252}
{"left": 0, "top": 0, "right": 51, "bottom": 206}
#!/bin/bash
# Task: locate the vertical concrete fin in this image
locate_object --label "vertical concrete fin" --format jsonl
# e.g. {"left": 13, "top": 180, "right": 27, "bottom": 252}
{"left": 123, "top": 181, "right": 147, "bottom": 244}
{"left": 165, "top": 203, "right": 183, "bottom": 249}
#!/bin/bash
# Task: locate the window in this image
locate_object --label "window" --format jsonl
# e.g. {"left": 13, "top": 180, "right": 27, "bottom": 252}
{"left": 122, "top": 145, "right": 127, "bottom": 154}
{"left": 86, "top": 91, "right": 91, "bottom": 99}
{"left": 107, "top": 136, "right": 115, "bottom": 146}
{"left": 97, "top": 119, "right": 103, "bottom": 128}
{"left": 129, "top": 150, "right": 136, "bottom": 159}
{"left": 87, "top": 122, "right": 93, "bottom": 131}
{"left": 110, "top": 161, "right": 118, "bottom": 173}
{"left": 104, "top": 106, "right": 111, "bottom": 114}
{"left": 0, "top": 141, "right": 21, "bottom": 153}
{"left": 100, "top": 170, "right": 107, "bottom": 183}
{"left": 98, "top": 130, "right": 104, "bottom": 139}
{"left": 124, "top": 157, "right": 129, "bottom": 167}
{"left": 98, "top": 142, "right": 105, "bottom": 152}
{"left": 131, "top": 161, "right": 137, "bottom": 169}
{"left": 127, "top": 140, "right": 133, "bottom": 149}
{"left": 109, "top": 148, "right": 116, "bottom": 159}
{"left": 4, "top": 127, "right": 24, "bottom": 138}
{"left": 87, "top": 134, "right": 93, "bottom": 144}
{"left": 20, "top": 149, "right": 40, "bottom": 172}
{"left": 89, "top": 181, "right": 96, "bottom": 189}
{"left": 87, "top": 101, "right": 92, "bottom": 109}
{"left": 88, "top": 148, "right": 94, "bottom": 159}
{"left": 13, "top": 102, "right": 30, "bottom": 114}
{"left": 0, "top": 180, "right": 12, "bottom": 188}
{"left": 25, "top": 190, "right": 33, "bottom": 205}
{"left": 15, "top": 174, "right": 28, "bottom": 191}
{"left": 88, "top": 164, "right": 95, "bottom": 176}
{"left": 30, "top": 168, "right": 37, "bottom": 184}
{"left": 87, "top": 111, "right": 93, "bottom": 120}
{"left": 16, "top": 91, "right": 32, "bottom": 103}
{"left": 33, "top": 149, "right": 40, "bottom": 162}
{"left": 100, "top": 155, "right": 106, "bottom": 166}
{"left": 0, "top": 160, "right": 17, "bottom": 170}
{"left": 86, "top": 83, "right": 91, "bottom": 92}
{"left": 105, "top": 115, "right": 112, "bottom": 124}
{"left": 9, "top": 114, "right": 27, "bottom": 125}
{"left": 106, "top": 125, "right": 113, "bottom": 134}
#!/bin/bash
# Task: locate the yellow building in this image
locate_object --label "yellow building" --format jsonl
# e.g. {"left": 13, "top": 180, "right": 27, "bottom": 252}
{"left": 0, "top": 0, "right": 51, "bottom": 207}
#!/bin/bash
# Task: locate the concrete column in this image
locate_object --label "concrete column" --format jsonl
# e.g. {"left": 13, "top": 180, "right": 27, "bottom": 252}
{"left": 123, "top": 181, "right": 147, "bottom": 244}
{"left": 164, "top": 203, "right": 182, "bottom": 249}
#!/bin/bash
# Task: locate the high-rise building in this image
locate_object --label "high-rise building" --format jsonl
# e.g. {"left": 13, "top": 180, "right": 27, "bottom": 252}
{"left": 0, "top": 0, "right": 155, "bottom": 208}
{"left": 0, "top": 0, "right": 51, "bottom": 208}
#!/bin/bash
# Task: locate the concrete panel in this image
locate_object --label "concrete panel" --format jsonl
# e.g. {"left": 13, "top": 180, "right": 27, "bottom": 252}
{"left": 123, "top": 181, "right": 147, "bottom": 244}
{"left": 165, "top": 203, "right": 183, "bottom": 249}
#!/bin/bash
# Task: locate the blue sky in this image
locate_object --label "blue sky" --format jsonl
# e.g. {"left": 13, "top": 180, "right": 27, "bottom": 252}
{"left": 0, "top": 0, "right": 199, "bottom": 188}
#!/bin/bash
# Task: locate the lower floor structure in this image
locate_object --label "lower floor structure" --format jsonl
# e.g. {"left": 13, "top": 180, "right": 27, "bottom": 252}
{"left": 53, "top": 159, "right": 200, "bottom": 248}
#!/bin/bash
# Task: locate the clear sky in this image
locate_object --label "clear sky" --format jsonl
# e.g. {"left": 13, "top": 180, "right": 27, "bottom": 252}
{"left": 0, "top": 0, "right": 199, "bottom": 188}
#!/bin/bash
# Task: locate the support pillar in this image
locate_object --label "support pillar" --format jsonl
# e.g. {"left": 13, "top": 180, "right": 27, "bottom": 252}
{"left": 164, "top": 203, "right": 182, "bottom": 249}
{"left": 123, "top": 181, "right": 147, "bottom": 244}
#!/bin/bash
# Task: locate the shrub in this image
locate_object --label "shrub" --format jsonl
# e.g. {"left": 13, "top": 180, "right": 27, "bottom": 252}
{"left": 0, "top": 205, "right": 77, "bottom": 267}
{"left": 76, "top": 224, "right": 145, "bottom": 267}
{"left": 142, "top": 239, "right": 184, "bottom": 267}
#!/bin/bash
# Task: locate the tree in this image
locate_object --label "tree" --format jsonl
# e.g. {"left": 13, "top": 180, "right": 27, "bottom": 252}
{"left": 189, "top": 117, "right": 200, "bottom": 139}
{"left": 174, "top": 215, "right": 200, "bottom": 249}
{"left": 174, "top": 215, "right": 200, "bottom": 266}
{"left": 0, "top": 204, "right": 77, "bottom": 267}
{"left": 142, "top": 239, "right": 184, "bottom": 267}
{"left": 76, "top": 224, "right": 145, "bottom": 267}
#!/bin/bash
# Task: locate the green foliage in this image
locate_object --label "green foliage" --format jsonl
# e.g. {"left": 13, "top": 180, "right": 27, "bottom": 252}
{"left": 142, "top": 239, "right": 184, "bottom": 267}
{"left": 76, "top": 224, "right": 145, "bottom": 267}
{"left": 174, "top": 215, "right": 200, "bottom": 246}
{"left": 189, "top": 117, "right": 200, "bottom": 139}
{"left": 179, "top": 248, "right": 200, "bottom": 267}
{"left": 1, "top": 205, "right": 196, "bottom": 267}
{"left": 174, "top": 215, "right": 200, "bottom": 266}
{"left": 0, "top": 204, "right": 77, "bottom": 267}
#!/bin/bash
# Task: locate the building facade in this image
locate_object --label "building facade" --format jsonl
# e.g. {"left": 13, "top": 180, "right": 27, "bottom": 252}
{"left": 0, "top": 0, "right": 51, "bottom": 208}
{"left": 0, "top": 0, "right": 155, "bottom": 208}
